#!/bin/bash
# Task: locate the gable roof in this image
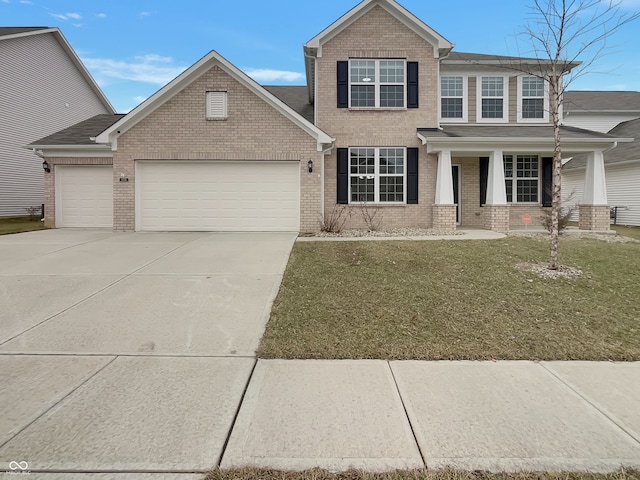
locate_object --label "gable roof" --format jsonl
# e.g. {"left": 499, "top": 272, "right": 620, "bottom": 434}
{"left": 303, "top": 0, "right": 454, "bottom": 103}
{"left": 95, "top": 50, "right": 333, "bottom": 151}
{"left": 263, "top": 86, "right": 314, "bottom": 123}
{"left": 29, "top": 114, "right": 126, "bottom": 147}
{"left": 564, "top": 118, "right": 640, "bottom": 170}
{"left": 0, "top": 27, "right": 114, "bottom": 114}
{"left": 563, "top": 91, "right": 640, "bottom": 113}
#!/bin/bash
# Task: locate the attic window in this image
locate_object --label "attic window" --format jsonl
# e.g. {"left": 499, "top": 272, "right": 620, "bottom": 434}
{"left": 206, "top": 91, "right": 227, "bottom": 119}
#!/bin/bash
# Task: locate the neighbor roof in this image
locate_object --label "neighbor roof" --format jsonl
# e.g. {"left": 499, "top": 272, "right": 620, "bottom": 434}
{"left": 564, "top": 118, "right": 640, "bottom": 170}
{"left": 29, "top": 114, "right": 126, "bottom": 147}
{"left": 263, "top": 86, "right": 314, "bottom": 123}
{"left": 563, "top": 91, "right": 640, "bottom": 113}
{"left": 0, "top": 27, "right": 48, "bottom": 37}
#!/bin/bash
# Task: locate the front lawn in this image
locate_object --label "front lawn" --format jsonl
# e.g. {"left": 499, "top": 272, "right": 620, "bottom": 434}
{"left": 0, "top": 216, "right": 46, "bottom": 235}
{"left": 258, "top": 236, "right": 640, "bottom": 361}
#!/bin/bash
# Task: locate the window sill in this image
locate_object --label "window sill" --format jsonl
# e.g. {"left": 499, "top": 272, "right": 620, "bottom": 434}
{"left": 206, "top": 117, "right": 228, "bottom": 121}
{"left": 348, "top": 202, "right": 408, "bottom": 206}
{"left": 348, "top": 107, "right": 407, "bottom": 112}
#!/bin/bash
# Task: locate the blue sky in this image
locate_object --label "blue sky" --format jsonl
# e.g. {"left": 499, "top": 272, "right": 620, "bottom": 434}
{"left": 2, "top": 0, "right": 639, "bottom": 113}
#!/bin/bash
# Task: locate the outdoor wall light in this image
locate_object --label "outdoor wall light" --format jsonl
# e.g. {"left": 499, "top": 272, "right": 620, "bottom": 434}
{"left": 42, "top": 160, "right": 51, "bottom": 173}
{"left": 308, "top": 159, "right": 313, "bottom": 173}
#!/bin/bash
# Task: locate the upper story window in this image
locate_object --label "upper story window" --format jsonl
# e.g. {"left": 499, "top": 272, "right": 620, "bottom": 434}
{"left": 206, "top": 91, "right": 227, "bottom": 119}
{"left": 518, "top": 76, "right": 548, "bottom": 122}
{"left": 440, "top": 75, "right": 467, "bottom": 122}
{"left": 349, "top": 59, "right": 405, "bottom": 108}
{"left": 349, "top": 147, "right": 405, "bottom": 203}
{"left": 477, "top": 76, "right": 508, "bottom": 123}
{"left": 504, "top": 155, "right": 539, "bottom": 203}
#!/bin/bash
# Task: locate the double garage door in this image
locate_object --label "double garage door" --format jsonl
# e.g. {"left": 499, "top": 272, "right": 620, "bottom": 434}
{"left": 137, "top": 161, "right": 300, "bottom": 231}
{"left": 55, "top": 162, "right": 300, "bottom": 231}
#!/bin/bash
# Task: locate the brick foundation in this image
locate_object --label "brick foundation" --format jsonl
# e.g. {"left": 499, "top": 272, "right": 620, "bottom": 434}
{"left": 483, "top": 205, "right": 510, "bottom": 232}
{"left": 579, "top": 204, "right": 610, "bottom": 231}
{"left": 432, "top": 204, "right": 456, "bottom": 230}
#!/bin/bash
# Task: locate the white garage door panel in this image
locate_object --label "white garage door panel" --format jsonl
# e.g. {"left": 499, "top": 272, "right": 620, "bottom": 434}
{"left": 56, "top": 166, "right": 113, "bottom": 228}
{"left": 138, "top": 162, "right": 300, "bottom": 231}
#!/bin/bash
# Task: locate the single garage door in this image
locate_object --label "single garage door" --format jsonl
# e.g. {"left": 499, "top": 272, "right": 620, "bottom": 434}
{"left": 56, "top": 166, "right": 113, "bottom": 228}
{"left": 137, "top": 161, "right": 300, "bottom": 231}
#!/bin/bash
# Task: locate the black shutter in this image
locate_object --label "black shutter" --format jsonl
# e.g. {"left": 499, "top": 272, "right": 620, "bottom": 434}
{"left": 542, "top": 157, "right": 553, "bottom": 207}
{"left": 337, "top": 61, "right": 348, "bottom": 108}
{"left": 479, "top": 157, "right": 489, "bottom": 206}
{"left": 337, "top": 148, "right": 349, "bottom": 204}
{"left": 407, "top": 62, "right": 419, "bottom": 108}
{"left": 407, "top": 148, "right": 419, "bottom": 204}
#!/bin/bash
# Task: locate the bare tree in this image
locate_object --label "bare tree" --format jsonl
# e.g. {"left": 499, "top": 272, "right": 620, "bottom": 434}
{"left": 516, "top": 0, "right": 638, "bottom": 269}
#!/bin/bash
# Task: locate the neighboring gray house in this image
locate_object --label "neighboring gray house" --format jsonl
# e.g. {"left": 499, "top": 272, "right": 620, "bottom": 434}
{"left": 0, "top": 27, "right": 114, "bottom": 217}
{"left": 562, "top": 91, "right": 640, "bottom": 226}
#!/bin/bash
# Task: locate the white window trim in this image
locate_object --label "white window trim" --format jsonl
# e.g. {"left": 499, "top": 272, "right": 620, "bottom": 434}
{"left": 348, "top": 59, "right": 407, "bottom": 109}
{"left": 476, "top": 75, "right": 509, "bottom": 123}
{"left": 348, "top": 147, "right": 407, "bottom": 204}
{"left": 439, "top": 75, "right": 468, "bottom": 123}
{"left": 517, "top": 76, "right": 549, "bottom": 123}
{"left": 206, "top": 91, "right": 228, "bottom": 119}
{"left": 504, "top": 154, "right": 541, "bottom": 204}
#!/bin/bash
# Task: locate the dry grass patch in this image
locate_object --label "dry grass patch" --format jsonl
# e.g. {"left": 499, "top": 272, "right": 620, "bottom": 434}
{"left": 258, "top": 237, "right": 640, "bottom": 361}
{"left": 206, "top": 467, "right": 640, "bottom": 480}
{"left": 0, "top": 216, "right": 46, "bottom": 235}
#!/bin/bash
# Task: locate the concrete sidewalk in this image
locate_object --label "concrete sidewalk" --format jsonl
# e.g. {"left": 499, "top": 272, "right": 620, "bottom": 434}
{"left": 221, "top": 360, "right": 640, "bottom": 474}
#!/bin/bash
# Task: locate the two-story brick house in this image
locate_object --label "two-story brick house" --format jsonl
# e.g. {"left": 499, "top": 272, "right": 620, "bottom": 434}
{"left": 33, "top": 0, "right": 627, "bottom": 232}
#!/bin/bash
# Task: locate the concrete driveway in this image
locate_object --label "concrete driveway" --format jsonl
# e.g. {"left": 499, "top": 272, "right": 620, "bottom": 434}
{"left": 0, "top": 229, "right": 296, "bottom": 477}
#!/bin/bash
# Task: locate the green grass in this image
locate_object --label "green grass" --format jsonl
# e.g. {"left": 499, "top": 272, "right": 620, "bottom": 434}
{"left": 257, "top": 237, "right": 640, "bottom": 361}
{"left": 0, "top": 216, "right": 46, "bottom": 235}
{"left": 206, "top": 467, "right": 640, "bottom": 480}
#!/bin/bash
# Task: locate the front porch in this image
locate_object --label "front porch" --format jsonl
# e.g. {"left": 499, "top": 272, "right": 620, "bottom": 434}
{"left": 417, "top": 125, "right": 625, "bottom": 232}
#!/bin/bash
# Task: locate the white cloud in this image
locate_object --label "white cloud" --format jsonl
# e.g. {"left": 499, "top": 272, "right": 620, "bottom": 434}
{"left": 19, "top": 0, "right": 32, "bottom": 4}
{"left": 139, "top": 11, "right": 151, "bottom": 17}
{"left": 82, "top": 54, "right": 187, "bottom": 85}
{"left": 96, "top": 13, "right": 106, "bottom": 18}
{"left": 244, "top": 68, "right": 305, "bottom": 83}
{"left": 66, "top": 12, "right": 81, "bottom": 20}
{"left": 133, "top": 95, "right": 148, "bottom": 104}
{"left": 49, "top": 13, "right": 67, "bottom": 20}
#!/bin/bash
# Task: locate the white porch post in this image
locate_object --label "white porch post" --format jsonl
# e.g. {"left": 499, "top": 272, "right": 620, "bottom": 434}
{"left": 434, "top": 149, "right": 454, "bottom": 204}
{"left": 432, "top": 149, "right": 456, "bottom": 229}
{"left": 579, "top": 150, "right": 609, "bottom": 231}
{"left": 583, "top": 150, "right": 607, "bottom": 205}
{"left": 485, "top": 149, "right": 507, "bottom": 205}
{"left": 483, "top": 149, "right": 510, "bottom": 232}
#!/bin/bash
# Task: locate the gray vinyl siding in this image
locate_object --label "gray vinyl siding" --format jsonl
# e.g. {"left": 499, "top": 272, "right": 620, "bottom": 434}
{"left": 0, "top": 32, "right": 110, "bottom": 217}
{"left": 562, "top": 114, "right": 639, "bottom": 133}
{"left": 606, "top": 163, "right": 640, "bottom": 226}
{"left": 562, "top": 162, "right": 640, "bottom": 226}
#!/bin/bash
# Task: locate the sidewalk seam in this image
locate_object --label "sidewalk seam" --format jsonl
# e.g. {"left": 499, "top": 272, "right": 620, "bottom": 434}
{"left": 0, "top": 355, "right": 118, "bottom": 450}
{"left": 540, "top": 362, "right": 640, "bottom": 446}
{"left": 386, "top": 361, "right": 427, "bottom": 469}
{"left": 217, "top": 357, "right": 258, "bottom": 468}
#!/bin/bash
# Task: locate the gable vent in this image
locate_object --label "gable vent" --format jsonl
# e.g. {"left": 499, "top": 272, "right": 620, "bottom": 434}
{"left": 206, "top": 91, "right": 228, "bottom": 118}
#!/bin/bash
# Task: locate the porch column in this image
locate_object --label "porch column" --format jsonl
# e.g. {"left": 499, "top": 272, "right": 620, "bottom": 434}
{"left": 579, "top": 150, "right": 609, "bottom": 231}
{"left": 432, "top": 149, "right": 456, "bottom": 230}
{"left": 484, "top": 149, "right": 510, "bottom": 232}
